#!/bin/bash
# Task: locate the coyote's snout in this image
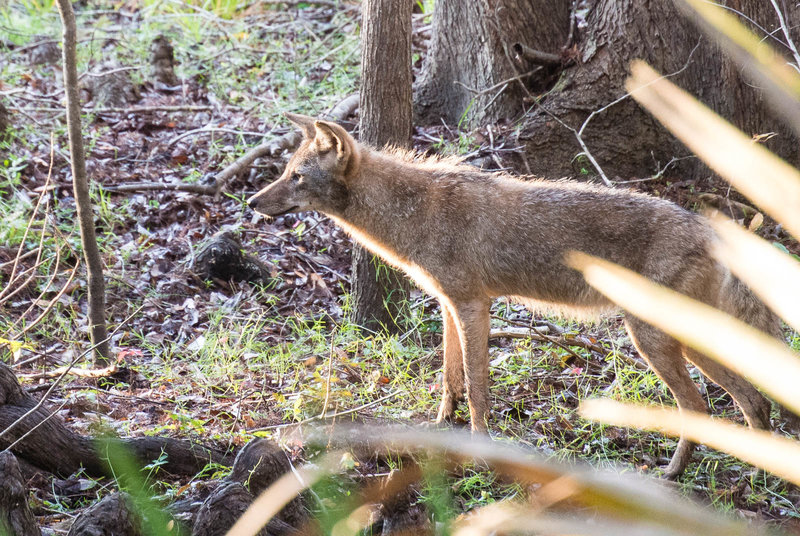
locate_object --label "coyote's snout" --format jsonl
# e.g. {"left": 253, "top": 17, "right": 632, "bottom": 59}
{"left": 249, "top": 113, "right": 780, "bottom": 479}
{"left": 248, "top": 114, "right": 357, "bottom": 219}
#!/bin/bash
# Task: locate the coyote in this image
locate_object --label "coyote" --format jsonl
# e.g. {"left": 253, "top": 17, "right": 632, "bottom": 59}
{"left": 248, "top": 113, "right": 779, "bottom": 478}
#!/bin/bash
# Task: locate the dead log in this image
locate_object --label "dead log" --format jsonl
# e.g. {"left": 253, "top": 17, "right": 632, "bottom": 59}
{"left": 0, "top": 451, "right": 41, "bottom": 536}
{"left": 228, "top": 439, "right": 292, "bottom": 494}
{"left": 193, "top": 482, "right": 261, "bottom": 536}
{"left": 0, "top": 363, "right": 232, "bottom": 478}
{"left": 66, "top": 492, "right": 143, "bottom": 536}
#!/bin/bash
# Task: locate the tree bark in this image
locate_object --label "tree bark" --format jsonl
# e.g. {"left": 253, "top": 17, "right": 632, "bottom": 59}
{"left": 0, "top": 452, "right": 41, "bottom": 536}
{"left": 415, "top": 0, "right": 571, "bottom": 126}
{"left": 516, "top": 0, "right": 798, "bottom": 182}
{"left": 416, "top": 0, "right": 798, "bottom": 183}
{"left": 66, "top": 493, "right": 144, "bottom": 536}
{"left": 351, "top": 0, "right": 413, "bottom": 332}
{"left": 225, "top": 439, "right": 307, "bottom": 526}
{"left": 55, "top": 0, "right": 111, "bottom": 363}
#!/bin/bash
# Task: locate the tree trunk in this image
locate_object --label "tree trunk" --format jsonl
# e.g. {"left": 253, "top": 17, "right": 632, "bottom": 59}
{"left": 415, "top": 0, "right": 571, "bottom": 126}
{"left": 351, "top": 0, "right": 413, "bottom": 332}
{"left": 417, "top": 0, "right": 798, "bottom": 183}
{"left": 55, "top": 0, "right": 111, "bottom": 363}
{"left": 518, "top": 0, "right": 798, "bottom": 182}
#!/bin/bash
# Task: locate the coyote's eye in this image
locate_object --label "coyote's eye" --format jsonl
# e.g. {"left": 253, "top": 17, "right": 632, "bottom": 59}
{"left": 291, "top": 173, "right": 303, "bottom": 183}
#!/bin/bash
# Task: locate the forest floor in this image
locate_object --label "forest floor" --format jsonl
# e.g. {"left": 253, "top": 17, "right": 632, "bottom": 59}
{"left": 2, "top": 1, "right": 800, "bottom": 534}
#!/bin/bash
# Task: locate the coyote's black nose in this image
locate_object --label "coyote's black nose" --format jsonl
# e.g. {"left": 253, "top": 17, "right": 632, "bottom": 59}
{"left": 248, "top": 197, "right": 258, "bottom": 210}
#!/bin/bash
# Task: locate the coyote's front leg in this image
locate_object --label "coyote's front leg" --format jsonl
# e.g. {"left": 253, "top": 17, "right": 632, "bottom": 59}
{"left": 436, "top": 304, "right": 465, "bottom": 423}
{"left": 450, "top": 299, "right": 491, "bottom": 432}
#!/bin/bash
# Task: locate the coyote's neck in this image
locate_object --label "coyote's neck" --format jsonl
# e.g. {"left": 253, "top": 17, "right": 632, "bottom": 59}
{"left": 326, "top": 149, "right": 441, "bottom": 294}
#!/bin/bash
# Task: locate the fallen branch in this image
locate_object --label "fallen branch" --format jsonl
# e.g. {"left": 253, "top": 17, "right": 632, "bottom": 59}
{"left": 167, "top": 126, "right": 269, "bottom": 147}
{"left": 107, "top": 94, "right": 360, "bottom": 196}
{"left": 19, "top": 362, "right": 118, "bottom": 381}
{"left": 512, "top": 43, "right": 562, "bottom": 66}
{"left": 90, "top": 104, "right": 214, "bottom": 114}
{"left": 103, "top": 181, "right": 218, "bottom": 194}
{"left": 489, "top": 327, "right": 647, "bottom": 371}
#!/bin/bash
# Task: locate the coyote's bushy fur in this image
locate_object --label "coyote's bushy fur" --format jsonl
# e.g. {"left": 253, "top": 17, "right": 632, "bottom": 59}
{"left": 248, "top": 114, "right": 780, "bottom": 478}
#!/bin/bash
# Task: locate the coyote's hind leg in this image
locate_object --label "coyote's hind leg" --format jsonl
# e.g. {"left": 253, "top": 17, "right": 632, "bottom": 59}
{"left": 624, "top": 318, "right": 708, "bottom": 479}
{"left": 682, "top": 347, "right": 771, "bottom": 430}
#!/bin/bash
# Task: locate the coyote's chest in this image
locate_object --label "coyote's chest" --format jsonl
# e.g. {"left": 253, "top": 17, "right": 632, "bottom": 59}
{"left": 330, "top": 215, "right": 446, "bottom": 299}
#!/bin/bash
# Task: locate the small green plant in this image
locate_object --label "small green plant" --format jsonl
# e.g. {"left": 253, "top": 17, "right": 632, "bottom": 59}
{"left": 98, "top": 439, "right": 176, "bottom": 536}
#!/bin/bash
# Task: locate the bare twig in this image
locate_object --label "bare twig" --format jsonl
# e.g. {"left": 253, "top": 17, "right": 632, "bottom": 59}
{"left": 0, "top": 37, "right": 117, "bottom": 66}
{"left": 453, "top": 68, "right": 542, "bottom": 98}
{"left": 768, "top": 0, "right": 800, "bottom": 70}
{"left": 707, "top": 1, "right": 793, "bottom": 51}
{"left": 0, "top": 250, "right": 37, "bottom": 270}
{"left": 77, "top": 65, "right": 139, "bottom": 82}
{"left": 538, "top": 40, "right": 701, "bottom": 185}
{"left": 250, "top": 0, "right": 349, "bottom": 7}
{"left": 91, "top": 104, "right": 214, "bottom": 114}
{"left": 489, "top": 327, "right": 647, "bottom": 370}
{"left": 114, "top": 94, "right": 358, "bottom": 195}
{"left": 19, "top": 362, "right": 118, "bottom": 381}
{"left": 250, "top": 390, "right": 403, "bottom": 431}
{"left": 12, "top": 258, "right": 80, "bottom": 339}
{"left": 0, "top": 143, "right": 53, "bottom": 303}
{"left": 56, "top": 0, "right": 111, "bottom": 363}
{"left": 167, "top": 126, "right": 270, "bottom": 148}
{"left": 512, "top": 43, "right": 562, "bottom": 66}
{"left": 320, "top": 336, "right": 336, "bottom": 418}
{"left": 102, "top": 181, "right": 218, "bottom": 194}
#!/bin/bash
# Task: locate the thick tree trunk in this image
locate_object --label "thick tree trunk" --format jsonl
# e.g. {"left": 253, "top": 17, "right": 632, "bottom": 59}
{"left": 351, "top": 0, "right": 413, "bottom": 332}
{"left": 516, "top": 0, "right": 798, "bottom": 182}
{"left": 55, "top": 0, "right": 111, "bottom": 363}
{"left": 415, "top": 0, "right": 571, "bottom": 126}
{"left": 417, "top": 0, "right": 798, "bottom": 183}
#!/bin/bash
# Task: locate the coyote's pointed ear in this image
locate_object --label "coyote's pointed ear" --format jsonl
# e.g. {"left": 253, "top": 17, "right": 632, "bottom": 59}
{"left": 285, "top": 112, "right": 316, "bottom": 139}
{"left": 313, "top": 120, "right": 360, "bottom": 177}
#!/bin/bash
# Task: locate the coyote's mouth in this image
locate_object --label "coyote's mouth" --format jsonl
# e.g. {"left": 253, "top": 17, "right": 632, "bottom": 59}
{"left": 267, "top": 205, "right": 299, "bottom": 217}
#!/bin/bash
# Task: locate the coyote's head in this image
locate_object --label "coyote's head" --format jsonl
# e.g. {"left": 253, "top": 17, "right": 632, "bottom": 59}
{"left": 247, "top": 113, "right": 360, "bottom": 218}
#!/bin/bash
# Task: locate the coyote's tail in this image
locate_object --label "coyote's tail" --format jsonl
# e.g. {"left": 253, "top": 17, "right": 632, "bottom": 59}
{"left": 720, "top": 272, "right": 800, "bottom": 430}
{"left": 719, "top": 273, "right": 781, "bottom": 340}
